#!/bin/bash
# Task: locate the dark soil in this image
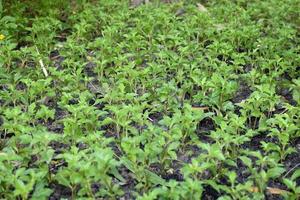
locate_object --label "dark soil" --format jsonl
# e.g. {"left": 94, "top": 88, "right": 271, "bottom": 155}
{"left": 84, "top": 62, "right": 97, "bottom": 77}
{"left": 49, "top": 183, "right": 72, "bottom": 200}
{"left": 50, "top": 50, "right": 65, "bottom": 71}
{"left": 197, "top": 117, "right": 215, "bottom": 134}
{"left": 277, "top": 87, "right": 297, "bottom": 106}
{"left": 232, "top": 82, "right": 252, "bottom": 103}
{"left": 119, "top": 166, "right": 136, "bottom": 200}
{"left": 202, "top": 185, "right": 221, "bottom": 200}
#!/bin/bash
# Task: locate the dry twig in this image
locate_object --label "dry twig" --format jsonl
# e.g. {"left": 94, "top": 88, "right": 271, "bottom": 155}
{"left": 35, "top": 46, "right": 48, "bottom": 77}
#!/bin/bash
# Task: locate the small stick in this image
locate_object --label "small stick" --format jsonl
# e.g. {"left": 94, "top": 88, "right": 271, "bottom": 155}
{"left": 283, "top": 163, "right": 300, "bottom": 178}
{"left": 148, "top": 117, "right": 154, "bottom": 122}
{"left": 35, "top": 46, "right": 48, "bottom": 77}
{"left": 192, "top": 106, "right": 209, "bottom": 111}
{"left": 249, "top": 186, "right": 288, "bottom": 195}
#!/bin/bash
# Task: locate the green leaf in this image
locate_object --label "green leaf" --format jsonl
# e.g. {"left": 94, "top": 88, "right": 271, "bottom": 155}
{"left": 205, "top": 180, "right": 221, "bottom": 193}
{"left": 55, "top": 172, "right": 71, "bottom": 188}
{"left": 283, "top": 178, "right": 296, "bottom": 190}
{"left": 267, "top": 167, "right": 285, "bottom": 179}
{"left": 31, "top": 182, "right": 53, "bottom": 200}
{"left": 228, "top": 171, "right": 237, "bottom": 185}
{"left": 111, "top": 167, "right": 126, "bottom": 184}
{"left": 217, "top": 195, "right": 231, "bottom": 200}
{"left": 0, "top": 0, "right": 2, "bottom": 13}
{"left": 210, "top": 144, "right": 225, "bottom": 160}
{"left": 145, "top": 169, "right": 165, "bottom": 186}
{"left": 239, "top": 156, "right": 252, "bottom": 167}
{"left": 121, "top": 158, "right": 135, "bottom": 173}
{"left": 291, "top": 169, "right": 300, "bottom": 181}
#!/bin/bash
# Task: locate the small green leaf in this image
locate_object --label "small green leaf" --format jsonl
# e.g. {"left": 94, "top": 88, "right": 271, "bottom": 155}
{"left": 283, "top": 178, "right": 296, "bottom": 190}
{"left": 239, "top": 156, "right": 252, "bottom": 167}
{"left": 111, "top": 167, "right": 126, "bottom": 183}
{"left": 267, "top": 167, "right": 285, "bottom": 179}
{"left": 291, "top": 169, "right": 300, "bottom": 181}
{"left": 145, "top": 169, "right": 165, "bottom": 186}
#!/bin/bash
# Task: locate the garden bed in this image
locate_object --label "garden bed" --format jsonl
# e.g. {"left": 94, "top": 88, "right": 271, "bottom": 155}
{"left": 0, "top": 0, "right": 299, "bottom": 199}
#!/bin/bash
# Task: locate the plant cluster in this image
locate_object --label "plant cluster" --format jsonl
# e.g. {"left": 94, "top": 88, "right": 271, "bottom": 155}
{"left": 0, "top": 0, "right": 299, "bottom": 199}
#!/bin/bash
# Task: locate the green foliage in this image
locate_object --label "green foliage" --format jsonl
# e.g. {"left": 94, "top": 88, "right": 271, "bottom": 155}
{"left": 0, "top": 0, "right": 299, "bottom": 199}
